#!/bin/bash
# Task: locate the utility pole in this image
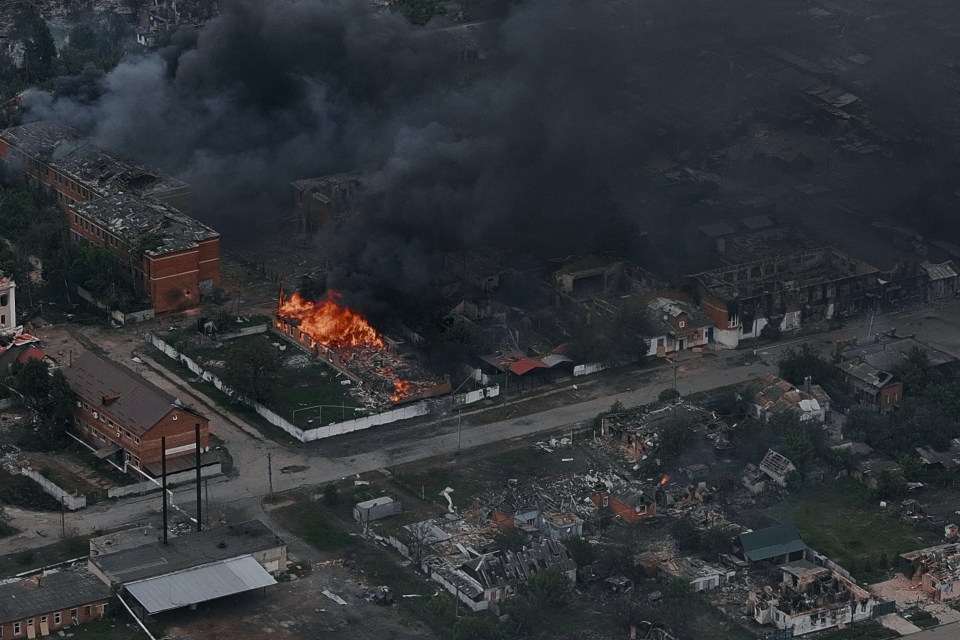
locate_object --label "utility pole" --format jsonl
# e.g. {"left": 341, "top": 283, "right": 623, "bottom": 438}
{"left": 456, "top": 409, "right": 462, "bottom": 455}
{"left": 267, "top": 452, "right": 274, "bottom": 497}
{"left": 161, "top": 436, "right": 168, "bottom": 544}
{"left": 60, "top": 496, "right": 65, "bottom": 538}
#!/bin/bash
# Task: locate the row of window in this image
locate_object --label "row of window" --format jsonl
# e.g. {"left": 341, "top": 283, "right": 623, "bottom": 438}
{"left": 77, "top": 402, "right": 141, "bottom": 444}
{"left": 2, "top": 604, "right": 104, "bottom": 637}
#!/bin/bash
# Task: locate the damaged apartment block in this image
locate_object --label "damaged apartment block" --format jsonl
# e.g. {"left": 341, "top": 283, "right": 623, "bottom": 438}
{"left": 0, "top": 122, "right": 220, "bottom": 315}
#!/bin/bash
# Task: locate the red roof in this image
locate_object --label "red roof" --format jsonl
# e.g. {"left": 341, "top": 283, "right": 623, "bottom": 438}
{"left": 15, "top": 346, "right": 46, "bottom": 364}
{"left": 508, "top": 358, "right": 549, "bottom": 376}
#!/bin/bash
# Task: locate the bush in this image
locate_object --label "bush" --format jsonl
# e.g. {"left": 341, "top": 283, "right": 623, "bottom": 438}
{"left": 658, "top": 388, "right": 680, "bottom": 402}
{"left": 322, "top": 484, "right": 339, "bottom": 508}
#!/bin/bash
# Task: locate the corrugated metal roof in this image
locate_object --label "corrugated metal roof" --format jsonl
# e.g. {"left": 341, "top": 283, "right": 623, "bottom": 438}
{"left": 922, "top": 261, "right": 959, "bottom": 281}
{"left": 739, "top": 524, "right": 806, "bottom": 562}
{"left": 125, "top": 555, "right": 277, "bottom": 614}
{"left": 509, "top": 358, "right": 549, "bottom": 376}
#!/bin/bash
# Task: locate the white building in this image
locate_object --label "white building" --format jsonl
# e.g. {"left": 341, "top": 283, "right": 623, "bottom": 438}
{"left": 0, "top": 272, "right": 16, "bottom": 333}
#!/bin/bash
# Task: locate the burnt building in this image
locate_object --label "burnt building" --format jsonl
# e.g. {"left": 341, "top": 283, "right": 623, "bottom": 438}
{"left": 0, "top": 122, "right": 219, "bottom": 315}
{"left": 693, "top": 247, "right": 879, "bottom": 349}
{"left": 291, "top": 173, "right": 364, "bottom": 234}
{"left": 68, "top": 194, "right": 220, "bottom": 315}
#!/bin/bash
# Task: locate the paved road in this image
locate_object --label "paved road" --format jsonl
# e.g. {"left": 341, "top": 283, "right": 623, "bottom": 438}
{"left": 6, "top": 297, "right": 958, "bottom": 554}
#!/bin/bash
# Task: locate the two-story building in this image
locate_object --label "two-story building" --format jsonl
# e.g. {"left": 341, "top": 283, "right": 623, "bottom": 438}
{"left": 62, "top": 351, "right": 210, "bottom": 476}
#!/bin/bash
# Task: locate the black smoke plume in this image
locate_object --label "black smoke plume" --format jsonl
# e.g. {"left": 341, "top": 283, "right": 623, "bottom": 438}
{"left": 23, "top": 0, "right": 744, "bottom": 303}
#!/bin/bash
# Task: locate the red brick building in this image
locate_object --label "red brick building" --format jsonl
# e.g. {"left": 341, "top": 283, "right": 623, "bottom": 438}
{"left": 590, "top": 490, "right": 657, "bottom": 523}
{"left": 63, "top": 351, "right": 210, "bottom": 476}
{"left": 0, "top": 122, "right": 218, "bottom": 314}
{"left": 68, "top": 194, "right": 219, "bottom": 314}
{"left": 0, "top": 570, "right": 112, "bottom": 638}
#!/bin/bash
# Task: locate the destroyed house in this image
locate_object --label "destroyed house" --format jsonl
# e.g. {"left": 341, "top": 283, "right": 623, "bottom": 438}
{"left": 602, "top": 400, "right": 727, "bottom": 460}
{"left": 425, "top": 539, "right": 576, "bottom": 613}
{"left": 922, "top": 261, "right": 960, "bottom": 301}
{"left": 645, "top": 296, "right": 714, "bottom": 356}
{"left": 0, "top": 569, "right": 112, "bottom": 638}
{"left": 291, "top": 173, "right": 364, "bottom": 233}
{"left": 738, "top": 524, "right": 806, "bottom": 564}
{"left": 758, "top": 449, "right": 796, "bottom": 487}
{"left": 753, "top": 373, "right": 830, "bottom": 422}
{"left": 693, "top": 247, "right": 879, "bottom": 348}
{"left": 591, "top": 489, "right": 657, "bottom": 523}
{"left": 63, "top": 351, "right": 211, "bottom": 475}
{"left": 901, "top": 544, "right": 960, "bottom": 602}
{"left": 659, "top": 557, "right": 731, "bottom": 592}
{"left": 68, "top": 193, "right": 220, "bottom": 314}
{"left": 747, "top": 560, "right": 877, "bottom": 636}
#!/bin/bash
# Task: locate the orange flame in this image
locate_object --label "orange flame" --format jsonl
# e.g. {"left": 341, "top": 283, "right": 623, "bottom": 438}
{"left": 391, "top": 379, "right": 412, "bottom": 402}
{"left": 660, "top": 474, "right": 670, "bottom": 486}
{"left": 278, "top": 290, "right": 385, "bottom": 350}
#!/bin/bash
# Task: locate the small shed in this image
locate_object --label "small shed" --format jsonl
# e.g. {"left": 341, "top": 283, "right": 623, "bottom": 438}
{"left": 354, "top": 497, "right": 403, "bottom": 524}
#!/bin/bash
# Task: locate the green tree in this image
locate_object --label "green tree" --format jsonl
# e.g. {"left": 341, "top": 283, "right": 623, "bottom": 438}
{"left": 671, "top": 517, "right": 701, "bottom": 551}
{"left": 778, "top": 344, "right": 839, "bottom": 387}
{"left": 13, "top": 359, "right": 73, "bottom": 450}
{"left": 658, "top": 387, "right": 680, "bottom": 402}
{"left": 874, "top": 470, "right": 907, "bottom": 500}
{"left": 15, "top": 6, "right": 57, "bottom": 82}
{"left": 322, "top": 483, "right": 339, "bottom": 507}
{"left": 656, "top": 418, "right": 694, "bottom": 466}
{"left": 525, "top": 568, "right": 570, "bottom": 608}
{"left": 398, "top": 0, "right": 448, "bottom": 25}
{"left": 699, "top": 526, "right": 733, "bottom": 559}
{"left": 564, "top": 536, "right": 599, "bottom": 567}
{"left": 843, "top": 407, "right": 881, "bottom": 441}
{"left": 666, "top": 577, "right": 691, "bottom": 597}
{"left": 893, "top": 346, "right": 938, "bottom": 395}
{"left": 493, "top": 526, "right": 526, "bottom": 552}
{"left": 453, "top": 615, "right": 507, "bottom": 640}
{"left": 220, "top": 339, "right": 282, "bottom": 403}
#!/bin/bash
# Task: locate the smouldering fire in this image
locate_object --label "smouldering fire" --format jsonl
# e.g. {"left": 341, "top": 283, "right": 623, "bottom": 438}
{"left": 660, "top": 474, "right": 670, "bottom": 486}
{"left": 391, "top": 379, "right": 412, "bottom": 402}
{"left": 278, "top": 290, "right": 386, "bottom": 350}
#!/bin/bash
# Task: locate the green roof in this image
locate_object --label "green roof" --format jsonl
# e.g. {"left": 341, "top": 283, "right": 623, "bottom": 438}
{"left": 739, "top": 524, "right": 806, "bottom": 562}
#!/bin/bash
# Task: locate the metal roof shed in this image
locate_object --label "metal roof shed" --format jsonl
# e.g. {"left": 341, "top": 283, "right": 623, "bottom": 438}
{"left": 124, "top": 555, "right": 277, "bottom": 615}
{"left": 738, "top": 524, "right": 806, "bottom": 562}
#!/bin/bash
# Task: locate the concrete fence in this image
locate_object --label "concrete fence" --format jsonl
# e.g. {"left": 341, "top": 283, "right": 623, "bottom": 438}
{"left": 218, "top": 324, "right": 269, "bottom": 340}
{"left": 107, "top": 463, "right": 222, "bottom": 499}
{"left": 148, "top": 333, "right": 499, "bottom": 443}
{"left": 574, "top": 362, "right": 605, "bottom": 377}
{"left": 76, "top": 286, "right": 154, "bottom": 326}
{"left": 19, "top": 467, "right": 86, "bottom": 510}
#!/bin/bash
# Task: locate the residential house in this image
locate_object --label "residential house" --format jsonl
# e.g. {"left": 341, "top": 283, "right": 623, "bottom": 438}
{"left": 738, "top": 524, "right": 807, "bottom": 565}
{"left": 900, "top": 544, "right": 960, "bottom": 602}
{"left": 852, "top": 458, "right": 901, "bottom": 490}
{"left": 645, "top": 296, "right": 714, "bottom": 356}
{"left": 753, "top": 373, "right": 831, "bottom": 422}
{"left": 915, "top": 443, "right": 960, "bottom": 472}
{"left": 837, "top": 358, "right": 902, "bottom": 412}
{"left": 591, "top": 489, "right": 657, "bottom": 523}
{"left": 921, "top": 261, "right": 960, "bottom": 301}
{"left": 62, "top": 351, "right": 211, "bottom": 476}
{"left": 659, "top": 557, "right": 732, "bottom": 592}
{"left": 0, "top": 570, "right": 112, "bottom": 638}
{"left": 747, "top": 560, "right": 877, "bottom": 636}
{"left": 758, "top": 449, "right": 797, "bottom": 487}
{"left": 425, "top": 539, "right": 576, "bottom": 613}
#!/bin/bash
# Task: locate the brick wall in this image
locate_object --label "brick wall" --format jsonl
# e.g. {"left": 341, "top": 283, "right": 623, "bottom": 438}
{"left": 197, "top": 237, "right": 221, "bottom": 286}
{"left": 146, "top": 249, "right": 202, "bottom": 314}
{"left": 0, "top": 599, "right": 110, "bottom": 638}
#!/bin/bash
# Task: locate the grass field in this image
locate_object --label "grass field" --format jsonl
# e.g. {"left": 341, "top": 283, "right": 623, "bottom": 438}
{"left": 771, "top": 478, "right": 936, "bottom": 582}
{"left": 0, "top": 536, "right": 89, "bottom": 578}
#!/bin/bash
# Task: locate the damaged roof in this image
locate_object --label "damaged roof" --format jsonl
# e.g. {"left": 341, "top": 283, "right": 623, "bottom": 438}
{"left": 1, "top": 122, "right": 188, "bottom": 199}
{"left": 0, "top": 569, "right": 111, "bottom": 624}
{"left": 73, "top": 192, "right": 218, "bottom": 256}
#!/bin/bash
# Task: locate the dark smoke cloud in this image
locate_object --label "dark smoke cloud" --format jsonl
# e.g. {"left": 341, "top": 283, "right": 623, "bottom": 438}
{"left": 23, "top": 0, "right": 733, "bottom": 302}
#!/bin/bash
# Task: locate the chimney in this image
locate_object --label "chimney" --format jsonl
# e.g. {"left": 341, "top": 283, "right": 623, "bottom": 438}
{"left": 803, "top": 375, "right": 812, "bottom": 396}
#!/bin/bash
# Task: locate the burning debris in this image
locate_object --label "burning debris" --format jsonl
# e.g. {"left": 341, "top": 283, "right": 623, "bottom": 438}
{"left": 274, "top": 287, "right": 450, "bottom": 408}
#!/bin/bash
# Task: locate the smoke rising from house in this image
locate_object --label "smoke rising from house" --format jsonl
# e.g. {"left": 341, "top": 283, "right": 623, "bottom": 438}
{"left": 22, "top": 0, "right": 742, "bottom": 300}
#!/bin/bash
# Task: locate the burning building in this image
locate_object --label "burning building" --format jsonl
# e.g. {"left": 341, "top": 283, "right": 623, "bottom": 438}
{"left": 273, "top": 289, "right": 450, "bottom": 409}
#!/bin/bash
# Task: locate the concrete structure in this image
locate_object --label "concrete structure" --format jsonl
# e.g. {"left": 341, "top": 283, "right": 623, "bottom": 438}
{"left": 0, "top": 569, "right": 112, "bottom": 638}
{"left": 659, "top": 557, "right": 732, "bottom": 592}
{"left": 63, "top": 351, "right": 210, "bottom": 476}
{"left": 747, "top": 560, "right": 877, "bottom": 636}
{"left": 693, "top": 247, "right": 879, "bottom": 348}
{"left": 0, "top": 272, "right": 15, "bottom": 333}
{"left": 354, "top": 496, "right": 403, "bottom": 524}
{"left": 291, "top": 173, "right": 363, "bottom": 233}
